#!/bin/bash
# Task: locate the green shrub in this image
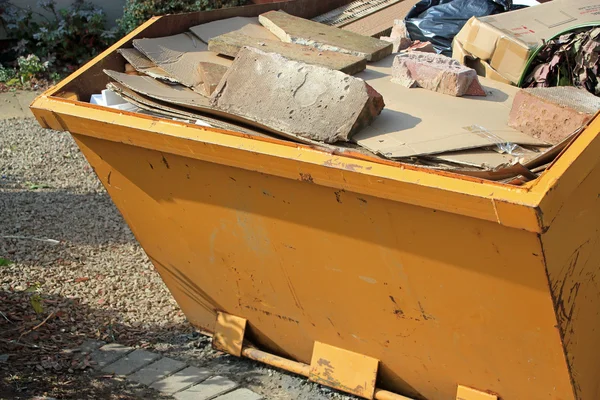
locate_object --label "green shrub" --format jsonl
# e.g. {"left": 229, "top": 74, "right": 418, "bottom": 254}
{"left": 0, "top": 0, "right": 117, "bottom": 77}
{"left": 118, "top": 0, "right": 248, "bottom": 35}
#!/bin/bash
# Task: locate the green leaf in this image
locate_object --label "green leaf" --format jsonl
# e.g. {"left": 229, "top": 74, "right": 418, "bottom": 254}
{"left": 30, "top": 294, "right": 44, "bottom": 314}
{"left": 25, "top": 182, "right": 52, "bottom": 190}
{"left": 0, "top": 258, "right": 13, "bottom": 266}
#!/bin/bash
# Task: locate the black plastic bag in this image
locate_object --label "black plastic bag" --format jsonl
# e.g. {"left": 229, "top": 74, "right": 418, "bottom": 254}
{"left": 404, "top": 0, "right": 522, "bottom": 56}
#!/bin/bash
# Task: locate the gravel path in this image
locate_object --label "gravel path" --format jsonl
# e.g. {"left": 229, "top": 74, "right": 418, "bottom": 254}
{"left": 0, "top": 118, "right": 354, "bottom": 400}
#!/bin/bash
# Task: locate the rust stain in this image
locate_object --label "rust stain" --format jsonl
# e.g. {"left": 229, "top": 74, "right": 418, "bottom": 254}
{"left": 299, "top": 172, "right": 314, "bottom": 183}
{"left": 334, "top": 189, "right": 344, "bottom": 204}
{"left": 148, "top": 162, "right": 154, "bottom": 169}
{"left": 243, "top": 305, "right": 299, "bottom": 324}
{"left": 161, "top": 155, "right": 170, "bottom": 169}
{"left": 107, "top": 171, "right": 112, "bottom": 185}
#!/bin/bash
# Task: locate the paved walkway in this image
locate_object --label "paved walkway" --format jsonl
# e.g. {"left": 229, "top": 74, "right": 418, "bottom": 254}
{"left": 88, "top": 341, "right": 262, "bottom": 400}
{"left": 0, "top": 91, "right": 38, "bottom": 119}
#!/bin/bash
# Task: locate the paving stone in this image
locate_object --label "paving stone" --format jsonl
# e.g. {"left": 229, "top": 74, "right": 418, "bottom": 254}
{"left": 174, "top": 375, "right": 238, "bottom": 400}
{"left": 198, "top": 62, "right": 229, "bottom": 96}
{"left": 259, "top": 11, "right": 392, "bottom": 61}
{"left": 392, "top": 52, "right": 485, "bottom": 97}
{"left": 128, "top": 357, "right": 188, "bottom": 386}
{"left": 215, "top": 388, "right": 263, "bottom": 400}
{"left": 508, "top": 86, "right": 600, "bottom": 144}
{"left": 78, "top": 340, "right": 106, "bottom": 354}
{"left": 102, "top": 348, "right": 161, "bottom": 376}
{"left": 210, "top": 47, "right": 384, "bottom": 144}
{"left": 91, "top": 343, "right": 133, "bottom": 370}
{"left": 208, "top": 32, "right": 366, "bottom": 75}
{"left": 150, "top": 366, "right": 212, "bottom": 395}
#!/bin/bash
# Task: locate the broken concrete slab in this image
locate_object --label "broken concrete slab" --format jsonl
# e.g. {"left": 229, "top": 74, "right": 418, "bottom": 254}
{"left": 174, "top": 375, "right": 238, "bottom": 400}
{"left": 198, "top": 62, "right": 228, "bottom": 96}
{"left": 392, "top": 52, "right": 486, "bottom": 97}
{"left": 105, "top": 69, "right": 333, "bottom": 147}
{"left": 208, "top": 32, "right": 366, "bottom": 75}
{"left": 106, "top": 81, "right": 270, "bottom": 138}
{"left": 118, "top": 48, "right": 177, "bottom": 82}
{"left": 133, "top": 33, "right": 231, "bottom": 93}
{"left": 259, "top": 11, "right": 392, "bottom": 61}
{"left": 210, "top": 47, "right": 384, "bottom": 143}
{"left": 380, "top": 36, "right": 412, "bottom": 53}
{"left": 508, "top": 87, "right": 600, "bottom": 144}
{"left": 128, "top": 357, "right": 187, "bottom": 386}
{"left": 391, "top": 19, "right": 410, "bottom": 39}
{"left": 189, "top": 17, "right": 278, "bottom": 43}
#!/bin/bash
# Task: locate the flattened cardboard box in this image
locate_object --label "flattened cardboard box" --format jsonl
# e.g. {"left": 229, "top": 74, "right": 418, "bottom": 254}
{"left": 455, "top": 0, "right": 600, "bottom": 83}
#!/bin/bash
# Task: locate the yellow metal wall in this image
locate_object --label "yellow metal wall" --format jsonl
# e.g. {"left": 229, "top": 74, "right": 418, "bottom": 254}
{"left": 72, "top": 133, "right": 573, "bottom": 400}
{"left": 541, "top": 159, "right": 600, "bottom": 400}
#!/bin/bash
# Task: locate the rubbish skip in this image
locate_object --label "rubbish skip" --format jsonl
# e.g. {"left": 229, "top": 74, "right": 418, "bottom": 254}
{"left": 30, "top": 1, "right": 600, "bottom": 399}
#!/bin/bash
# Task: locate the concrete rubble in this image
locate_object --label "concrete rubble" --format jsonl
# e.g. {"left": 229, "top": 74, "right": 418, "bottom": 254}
{"left": 210, "top": 47, "right": 384, "bottom": 143}
{"left": 259, "top": 11, "right": 392, "bottom": 61}
{"left": 208, "top": 31, "right": 367, "bottom": 74}
{"left": 392, "top": 52, "right": 486, "bottom": 97}
{"left": 508, "top": 87, "right": 600, "bottom": 144}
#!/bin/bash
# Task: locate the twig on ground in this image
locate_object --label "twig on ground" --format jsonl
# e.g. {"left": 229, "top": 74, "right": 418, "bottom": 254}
{"left": 2, "top": 235, "right": 60, "bottom": 245}
{"left": 18, "top": 311, "right": 55, "bottom": 341}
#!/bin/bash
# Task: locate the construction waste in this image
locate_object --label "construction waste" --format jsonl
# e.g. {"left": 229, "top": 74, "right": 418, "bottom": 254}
{"left": 93, "top": 0, "right": 600, "bottom": 185}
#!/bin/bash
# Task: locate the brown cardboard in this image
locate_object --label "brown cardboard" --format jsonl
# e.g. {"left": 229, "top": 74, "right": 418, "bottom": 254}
{"left": 133, "top": 33, "right": 231, "bottom": 93}
{"left": 117, "top": 48, "right": 178, "bottom": 82}
{"left": 352, "top": 56, "right": 549, "bottom": 158}
{"left": 454, "top": 0, "right": 600, "bottom": 83}
{"left": 189, "top": 17, "right": 278, "bottom": 43}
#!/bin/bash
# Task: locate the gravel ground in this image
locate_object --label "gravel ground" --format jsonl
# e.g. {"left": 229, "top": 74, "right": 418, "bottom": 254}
{"left": 0, "top": 117, "right": 354, "bottom": 400}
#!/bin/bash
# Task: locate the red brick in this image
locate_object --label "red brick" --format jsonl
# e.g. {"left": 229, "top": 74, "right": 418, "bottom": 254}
{"left": 392, "top": 52, "right": 485, "bottom": 97}
{"left": 508, "top": 87, "right": 600, "bottom": 144}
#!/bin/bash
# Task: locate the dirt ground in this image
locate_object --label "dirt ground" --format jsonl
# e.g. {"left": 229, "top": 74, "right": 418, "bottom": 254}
{"left": 0, "top": 117, "right": 353, "bottom": 400}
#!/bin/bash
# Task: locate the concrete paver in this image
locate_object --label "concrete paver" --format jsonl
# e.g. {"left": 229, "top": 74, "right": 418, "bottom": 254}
{"left": 102, "top": 348, "right": 161, "bottom": 375}
{"left": 91, "top": 343, "right": 133, "bottom": 370}
{"left": 150, "top": 366, "right": 212, "bottom": 395}
{"left": 215, "top": 388, "right": 263, "bottom": 400}
{"left": 128, "top": 356, "right": 187, "bottom": 385}
{"left": 174, "top": 375, "right": 238, "bottom": 400}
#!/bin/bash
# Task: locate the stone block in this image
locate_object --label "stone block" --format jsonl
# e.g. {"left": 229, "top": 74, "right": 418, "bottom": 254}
{"left": 128, "top": 357, "right": 187, "bottom": 385}
{"left": 102, "top": 349, "right": 161, "bottom": 376}
{"left": 174, "top": 376, "right": 238, "bottom": 400}
{"left": 150, "top": 366, "right": 212, "bottom": 395}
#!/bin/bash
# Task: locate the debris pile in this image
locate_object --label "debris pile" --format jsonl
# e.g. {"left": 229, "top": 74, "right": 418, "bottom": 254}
{"left": 92, "top": 2, "right": 600, "bottom": 184}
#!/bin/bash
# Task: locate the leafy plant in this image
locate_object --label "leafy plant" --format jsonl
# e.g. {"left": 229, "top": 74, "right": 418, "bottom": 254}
{"left": 0, "top": 258, "right": 13, "bottom": 266}
{"left": 25, "top": 283, "right": 44, "bottom": 314}
{"left": 118, "top": 0, "right": 248, "bottom": 35}
{"left": 0, "top": 0, "right": 117, "bottom": 81}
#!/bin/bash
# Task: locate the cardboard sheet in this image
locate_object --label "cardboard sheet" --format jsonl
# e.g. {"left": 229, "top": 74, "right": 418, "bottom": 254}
{"left": 133, "top": 33, "right": 231, "bottom": 93}
{"left": 189, "top": 17, "right": 278, "bottom": 43}
{"left": 352, "top": 55, "right": 549, "bottom": 158}
{"left": 429, "top": 147, "right": 542, "bottom": 169}
{"left": 117, "top": 48, "right": 177, "bottom": 82}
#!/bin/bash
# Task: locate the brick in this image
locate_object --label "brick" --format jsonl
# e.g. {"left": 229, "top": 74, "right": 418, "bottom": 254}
{"left": 198, "top": 62, "right": 229, "bottom": 96}
{"left": 128, "top": 357, "right": 188, "bottom": 386}
{"left": 150, "top": 366, "right": 212, "bottom": 395}
{"left": 508, "top": 87, "right": 600, "bottom": 144}
{"left": 174, "top": 376, "right": 238, "bottom": 400}
{"left": 91, "top": 343, "right": 133, "bottom": 370}
{"left": 380, "top": 36, "right": 412, "bottom": 53}
{"left": 215, "top": 388, "right": 263, "bottom": 400}
{"left": 405, "top": 40, "right": 436, "bottom": 53}
{"left": 102, "top": 349, "right": 161, "bottom": 376}
{"left": 259, "top": 11, "right": 392, "bottom": 61}
{"left": 208, "top": 32, "right": 366, "bottom": 75}
{"left": 392, "top": 52, "right": 486, "bottom": 97}
{"left": 210, "top": 47, "right": 384, "bottom": 143}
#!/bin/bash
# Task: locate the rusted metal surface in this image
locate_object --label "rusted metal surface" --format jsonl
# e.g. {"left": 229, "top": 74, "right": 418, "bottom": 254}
{"left": 242, "top": 347, "right": 310, "bottom": 377}
{"left": 309, "top": 341, "right": 378, "bottom": 399}
{"left": 212, "top": 312, "right": 247, "bottom": 356}
{"left": 29, "top": 4, "right": 600, "bottom": 400}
